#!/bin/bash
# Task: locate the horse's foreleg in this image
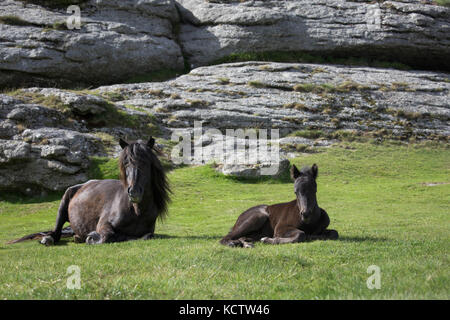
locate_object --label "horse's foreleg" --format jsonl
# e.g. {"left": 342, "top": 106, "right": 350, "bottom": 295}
{"left": 85, "top": 229, "right": 136, "bottom": 244}
{"left": 86, "top": 220, "right": 130, "bottom": 244}
{"left": 140, "top": 222, "right": 156, "bottom": 240}
{"left": 261, "top": 228, "right": 306, "bottom": 245}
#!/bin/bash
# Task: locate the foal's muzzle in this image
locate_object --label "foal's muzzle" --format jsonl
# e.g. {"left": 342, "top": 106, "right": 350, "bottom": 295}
{"left": 301, "top": 210, "right": 313, "bottom": 222}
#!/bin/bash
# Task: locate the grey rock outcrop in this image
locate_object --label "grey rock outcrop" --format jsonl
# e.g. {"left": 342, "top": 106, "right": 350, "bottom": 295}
{"left": 0, "top": 91, "right": 106, "bottom": 192}
{"left": 98, "top": 61, "right": 450, "bottom": 140}
{"left": 1, "top": 0, "right": 450, "bottom": 88}
{"left": 177, "top": 0, "right": 450, "bottom": 71}
{"left": 0, "top": 0, "right": 184, "bottom": 87}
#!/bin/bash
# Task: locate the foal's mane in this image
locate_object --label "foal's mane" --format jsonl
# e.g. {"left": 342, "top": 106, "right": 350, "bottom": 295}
{"left": 119, "top": 141, "right": 171, "bottom": 219}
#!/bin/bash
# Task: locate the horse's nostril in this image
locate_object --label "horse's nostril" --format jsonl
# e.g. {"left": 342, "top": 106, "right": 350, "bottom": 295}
{"left": 127, "top": 187, "right": 132, "bottom": 195}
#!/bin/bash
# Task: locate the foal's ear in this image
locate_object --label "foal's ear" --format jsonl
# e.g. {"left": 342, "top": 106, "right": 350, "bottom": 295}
{"left": 290, "top": 164, "right": 301, "bottom": 180}
{"left": 311, "top": 163, "right": 318, "bottom": 179}
{"left": 119, "top": 138, "right": 129, "bottom": 149}
{"left": 147, "top": 136, "right": 155, "bottom": 149}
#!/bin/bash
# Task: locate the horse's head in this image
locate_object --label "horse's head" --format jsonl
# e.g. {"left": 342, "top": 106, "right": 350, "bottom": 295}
{"left": 291, "top": 164, "right": 319, "bottom": 223}
{"left": 119, "top": 137, "right": 156, "bottom": 205}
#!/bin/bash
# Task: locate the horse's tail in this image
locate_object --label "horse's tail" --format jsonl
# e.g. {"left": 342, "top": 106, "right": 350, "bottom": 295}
{"left": 6, "top": 226, "right": 74, "bottom": 244}
{"left": 7, "top": 183, "right": 83, "bottom": 245}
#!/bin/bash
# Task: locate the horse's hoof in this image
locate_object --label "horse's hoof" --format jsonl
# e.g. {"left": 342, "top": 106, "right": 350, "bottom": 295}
{"left": 86, "top": 232, "right": 101, "bottom": 245}
{"left": 40, "top": 235, "right": 54, "bottom": 246}
{"left": 73, "top": 235, "right": 84, "bottom": 243}
{"left": 260, "top": 237, "right": 269, "bottom": 243}
{"left": 242, "top": 242, "right": 254, "bottom": 248}
{"left": 226, "top": 240, "right": 242, "bottom": 248}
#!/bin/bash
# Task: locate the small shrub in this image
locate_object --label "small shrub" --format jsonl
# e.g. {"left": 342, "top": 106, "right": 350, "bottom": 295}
{"left": 247, "top": 80, "right": 266, "bottom": 88}
{"left": 217, "top": 77, "right": 230, "bottom": 85}
{"left": 290, "top": 130, "right": 324, "bottom": 139}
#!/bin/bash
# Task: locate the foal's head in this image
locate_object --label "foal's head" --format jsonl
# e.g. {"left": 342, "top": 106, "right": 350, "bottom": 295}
{"left": 291, "top": 164, "right": 319, "bottom": 223}
{"left": 118, "top": 137, "right": 157, "bottom": 204}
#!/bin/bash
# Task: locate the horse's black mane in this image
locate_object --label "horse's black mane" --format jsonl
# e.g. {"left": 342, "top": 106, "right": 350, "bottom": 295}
{"left": 119, "top": 140, "right": 171, "bottom": 219}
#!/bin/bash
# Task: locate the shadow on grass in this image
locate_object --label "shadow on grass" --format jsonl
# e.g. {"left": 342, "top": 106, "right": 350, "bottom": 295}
{"left": 0, "top": 192, "right": 63, "bottom": 204}
{"left": 155, "top": 234, "right": 390, "bottom": 243}
{"left": 337, "top": 235, "right": 389, "bottom": 243}
{"left": 153, "top": 234, "right": 220, "bottom": 241}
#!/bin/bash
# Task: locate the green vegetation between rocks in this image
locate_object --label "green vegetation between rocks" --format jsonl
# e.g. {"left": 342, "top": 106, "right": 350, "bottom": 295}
{"left": 213, "top": 51, "right": 412, "bottom": 71}
{"left": 4, "top": 89, "right": 160, "bottom": 138}
{"left": 0, "top": 15, "right": 37, "bottom": 27}
{"left": 17, "top": 0, "right": 89, "bottom": 9}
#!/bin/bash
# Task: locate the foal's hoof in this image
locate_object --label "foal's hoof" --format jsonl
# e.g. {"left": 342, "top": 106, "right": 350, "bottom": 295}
{"left": 40, "top": 235, "right": 54, "bottom": 246}
{"left": 326, "top": 230, "right": 339, "bottom": 240}
{"left": 86, "top": 232, "right": 101, "bottom": 245}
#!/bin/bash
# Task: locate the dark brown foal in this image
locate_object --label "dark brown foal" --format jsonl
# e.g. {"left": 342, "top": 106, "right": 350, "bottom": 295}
{"left": 220, "top": 164, "right": 338, "bottom": 248}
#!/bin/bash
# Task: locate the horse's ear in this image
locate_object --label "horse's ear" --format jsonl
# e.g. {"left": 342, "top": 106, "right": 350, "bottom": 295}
{"left": 290, "top": 164, "right": 301, "bottom": 180}
{"left": 119, "top": 138, "right": 128, "bottom": 149}
{"left": 147, "top": 136, "right": 155, "bottom": 149}
{"left": 312, "top": 163, "right": 318, "bottom": 179}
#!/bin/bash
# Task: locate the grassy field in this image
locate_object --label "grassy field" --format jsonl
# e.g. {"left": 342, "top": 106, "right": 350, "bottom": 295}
{"left": 0, "top": 141, "right": 449, "bottom": 299}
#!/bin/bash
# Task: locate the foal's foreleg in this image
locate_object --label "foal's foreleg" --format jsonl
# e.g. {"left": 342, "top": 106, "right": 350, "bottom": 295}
{"left": 307, "top": 209, "right": 338, "bottom": 241}
{"left": 306, "top": 229, "right": 339, "bottom": 241}
{"left": 261, "top": 228, "right": 306, "bottom": 245}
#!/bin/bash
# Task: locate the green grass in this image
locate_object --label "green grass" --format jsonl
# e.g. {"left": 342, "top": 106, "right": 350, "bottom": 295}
{"left": 0, "top": 142, "right": 449, "bottom": 299}
{"left": 123, "top": 69, "right": 182, "bottom": 84}
{"left": 435, "top": 0, "right": 450, "bottom": 7}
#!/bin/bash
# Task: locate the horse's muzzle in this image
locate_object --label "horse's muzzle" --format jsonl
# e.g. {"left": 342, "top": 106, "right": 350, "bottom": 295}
{"left": 129, "top": 196, "right": 142, "bottom": 204}
{"left": 128, "top": 187, "right": 142, "bottom": 203}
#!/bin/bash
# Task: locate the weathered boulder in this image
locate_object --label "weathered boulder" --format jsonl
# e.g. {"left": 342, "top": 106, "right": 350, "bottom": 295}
{"left": 0, "top": 92, "right": 105, "bottom": 192}
{"left": 98, "top": 61, "right": 450, "bottom": 141}
{"left": 1, "top": 0, "right": 449, "bottom": 88}
{"left": 0, "top": 0, "right": 184, "bottom": 88}
{"left": 219, "top": 158, "right": 290, "bottom": 178}
{"left": 177, "top": 0, "right": 450, "bottom": 71}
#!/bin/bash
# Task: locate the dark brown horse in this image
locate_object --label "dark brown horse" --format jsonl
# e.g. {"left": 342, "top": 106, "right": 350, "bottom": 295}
{"left": 9, "top": 137, "right": 170, "bottom": 245}
{"left": 220, "top": 164, "right": 338, "bottom": 248}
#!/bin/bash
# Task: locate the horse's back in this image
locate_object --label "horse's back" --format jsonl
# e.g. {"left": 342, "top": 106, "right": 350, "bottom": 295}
{"left": 67, "top": 179, "right": 124, "bottom": 238}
